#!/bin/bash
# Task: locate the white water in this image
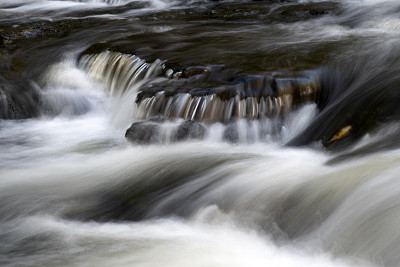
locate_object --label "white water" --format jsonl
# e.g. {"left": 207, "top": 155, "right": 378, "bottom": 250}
{"left": 0, "top": 55, "right": 392, "bottom": 267}
{"left": 0, "top": 0, "right": 175, "bottom": 23}
{"left": 2, "top": 214, "right": 366, "bottom": 267}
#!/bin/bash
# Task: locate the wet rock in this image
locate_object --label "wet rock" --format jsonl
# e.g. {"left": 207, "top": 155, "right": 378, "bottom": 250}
{"left": 173, "top": 66, "right": 221, "bottom": 79}
{"left": 135, "top": 67, "right": 237, "bottom": 103}
{"left": 0, "top": 24, "right": 65, "bottom": 52}
{"left": 271, "top": 2, "right": 339, "bottom": 23}
{"left": 135, "top": 70, "right": 319, "bottom": 123}
{"left": 175, "top": 120, "right": 206, "bottom": 141}
{"left": 0, "top": 71, "right": 40, "bottom": 119}
{"left": 0, "top": 91, "right": 14, "bottom": 119}
{"left": 125, "top": 120, "right": 161, "bottom": 144}
{"left": 223, "top": 123, "right": 239, "bottom": 143}
{"left": 78, "top": 47, "right": 319, "bottom": 126}
{"left": 198, "top": 1, "right": 339, "bottom": 23}
{"left": 204, "top": 3, "right": 272, "bottom": 21}
{"left": 137, "top": 70, "right": 318, "bottom": 100}
{"left": 287, "top": 61, "right": 400, "bottom": 150}
{"left": 125, "top": 118, "right": 206, "bottom": 144}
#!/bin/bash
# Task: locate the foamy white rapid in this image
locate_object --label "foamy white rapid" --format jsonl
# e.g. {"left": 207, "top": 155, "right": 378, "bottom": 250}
{"left": 1, "top": 214, "right": 367, "bottom": 267}
{"left": 0, "top": 57, "right": 388, "bottom": 267}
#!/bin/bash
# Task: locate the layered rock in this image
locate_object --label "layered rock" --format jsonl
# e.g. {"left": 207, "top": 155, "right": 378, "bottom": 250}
{"left": 135, "top": 71, "right": 319, "bottom": 123}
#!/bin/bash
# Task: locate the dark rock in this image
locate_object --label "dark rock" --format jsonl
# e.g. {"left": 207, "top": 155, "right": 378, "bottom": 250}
{"left": 134, "top": 70, "right": 319, "bottom": 123}
{"left": 272, "top": 2, "right": 339, "bottom": 23}
{"left": 125, "top": 121, "right": 161, "bottom": 144}
{"left": 137, "top": 70, "right": 318, "bottom": 103}
{"left": 0, "top": 71, "right": 40, "bottom": 119}
{"left": 223, "top": 123, "right": 239, "bottom": 143}
{"left": 0, "top": 24, "right": 65, "bottom": 52}
{"left": 125, "top": 119, "right": 206, "bottom": 144}
{"left": 175, "top": 120, "right": 206, "bottom": 141}
{"left": 174, "top": 66, "right": 214, "bottom": 79}
{"left": 287, "top": 59, "right": 400, "bottom": 150}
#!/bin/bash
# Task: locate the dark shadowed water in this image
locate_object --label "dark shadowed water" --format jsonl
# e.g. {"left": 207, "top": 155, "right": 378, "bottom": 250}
{"left": 2, "top": 0, "right": 400, "bottom": 266}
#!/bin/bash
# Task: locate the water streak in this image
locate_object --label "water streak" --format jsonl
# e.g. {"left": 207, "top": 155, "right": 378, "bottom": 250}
{"left": 135, "top": 74, "right": 318, "bottom": 123}
{"left": 79, "top": 51, "right": 168, "bottom": 97}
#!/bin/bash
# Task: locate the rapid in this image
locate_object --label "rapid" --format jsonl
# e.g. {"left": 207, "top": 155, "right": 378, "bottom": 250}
{"left": 1, "top": 0, "right": 400, "bottom": 266}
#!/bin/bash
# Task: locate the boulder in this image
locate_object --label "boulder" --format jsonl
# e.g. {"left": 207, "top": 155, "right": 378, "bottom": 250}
{"left": 223, "top": 123, "right": 239, "bottom": 143}
{"left": 125, "top": 118, "right": 206, "bottom": 144}
{"left": 125, "top": 120, "right": 161, "bottom": 144}
{"left": 175, "top": 120, "right": 206, "bottom": 141}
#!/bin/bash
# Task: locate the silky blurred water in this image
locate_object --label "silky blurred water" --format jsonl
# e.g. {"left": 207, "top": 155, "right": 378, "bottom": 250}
{"left": 2, "top": 0, "right": 400, "bottom": 266}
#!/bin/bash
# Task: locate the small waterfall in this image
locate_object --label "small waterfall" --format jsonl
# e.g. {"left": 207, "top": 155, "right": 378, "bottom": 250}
{"left": 78, "top": 51, "right": 168, "bottom": 97}
{"left": 127, "top": 73, "right": 319, "bottom": 144}
{"left": 78, "top": 49, "right": 319, "bottom": 143}
{"left": 79, "top": 50, "right": 319, "bottom": 131}
{"left": 136, "top": 93, "right": 292, "bottom": 123}
{"left": 0, "top": 90, "right": 12, "bottom": 119}
{"left": 135, "top": 74, "right": 319, "bottom": 123}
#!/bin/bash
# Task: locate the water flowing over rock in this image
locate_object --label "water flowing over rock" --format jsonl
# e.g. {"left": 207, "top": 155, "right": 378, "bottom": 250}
{"left": 5, "top": 1, "right": 400, "bottom": 267}
{"left": 175, "top": 120, "right": 206, "bottom": 140}
{"left": 0, "top": 69, "right": 40, "bottom": 119}
{"left": 79, "top": 48, "right": 320, "bottom": 129}
{"left": 287, "top": 60, "right": 400, "bottom": 149}
{"left": 78, "top": 50, "right": 169, "bottom": 97}
{"left": 125, "top": 118, "right": 206, "bottom": 144}
{"left": 125, "top": 119, "right": 161, "bottom": 144}
{"left": 135, "top": 71, "right": 319, "bottom": 123}
{"left": 204, "top": 1, "right": 339, "bottom": 23}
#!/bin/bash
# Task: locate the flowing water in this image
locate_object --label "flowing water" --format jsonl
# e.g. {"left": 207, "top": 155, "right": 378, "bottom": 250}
{"left": 2, "top": 0, "right": 400, "bottom": 266}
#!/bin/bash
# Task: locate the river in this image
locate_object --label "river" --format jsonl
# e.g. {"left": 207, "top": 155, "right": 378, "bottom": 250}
{"left": 1, "top": 0, "right": 400, "bottom": 266}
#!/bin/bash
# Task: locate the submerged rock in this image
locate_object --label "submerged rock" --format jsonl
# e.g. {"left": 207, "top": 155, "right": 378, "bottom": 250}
{"left": 286, "top": 60, "right": 400, "bottom": 150}
{"left": 125, "top": 118, "right": 206, "bottom": 144}
{"left": 125, "top": 120, "right": 161, "bottom": 144}
{"left": 223, "top": 123, "right": 239, "bottom": 143}
{"left": 272, "top": 2, "right": 339, "bottom": 22}
{"left": 0, "top": 23, "right": 67, "bottom": 53}
{"left": 175, "top": 120, "right": 206, "bottom": 141}
{"left": 202, "top": 1, "right": 338, "bottom": 23}
{"left": 0, "top": 70, "right": 40, "bottom": 119}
